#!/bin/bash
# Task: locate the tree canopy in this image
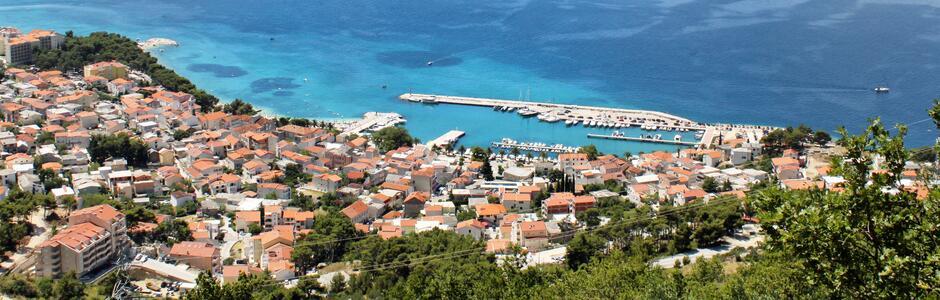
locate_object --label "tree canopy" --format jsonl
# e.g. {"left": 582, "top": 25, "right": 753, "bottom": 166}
{"left": 370, "top": 126, "right": 414, "bottom": 153}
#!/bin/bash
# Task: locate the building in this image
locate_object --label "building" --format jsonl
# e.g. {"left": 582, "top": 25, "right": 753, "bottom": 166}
{"left": 83, "top": 61, "right": 129, "bottom": 81}
{"left": 514, "top": 221, "right": 549, "bottom": 250}
{"left": 35, "top": 204, "right": 128, "bottom": 278}
{"left": 3, "top": 29, "right": 63, "bottom": 66}
{"left": 168, "top": 241, "right": 221, "bottom": 272}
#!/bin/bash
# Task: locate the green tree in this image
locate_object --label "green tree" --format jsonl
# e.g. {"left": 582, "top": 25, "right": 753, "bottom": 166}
{"left": 702, "top": 177, "right": 718, "bottom": 193}
{"left": 565, "top": 232, "right": 606, "bottom": 270}
{"left": 480, "top": 159, "right": 494, "bottom": 181}
{"left": 88, "top": 133, "right": 150, "bottom": 167}
{"left": 578, "top": 144, "right": 601, "bottom": 161}
{"left": 753, "top": 118, "right": 940, "bottom": 298}
{"left": 185, "top": 272, "right": 222, "bottom": 300}
{"left": 248, "top": 223, "right": 263, "bottom": 235}
{"left": 222, "top": 98, "right": 259, "bottom": 115}
{"left": 370, "top": 126, "right": 414, "bottom": 152}
{"left": 52, "top": 272, "right": 85, "bottom": 300}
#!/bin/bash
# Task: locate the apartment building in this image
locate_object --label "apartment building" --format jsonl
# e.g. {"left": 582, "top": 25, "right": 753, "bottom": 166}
{"left": 35, "top": 204, "right": 128, "bottom": 278}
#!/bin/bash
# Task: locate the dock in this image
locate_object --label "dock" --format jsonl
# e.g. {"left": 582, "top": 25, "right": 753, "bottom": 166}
{"left": 401, "top": 93, "right": 777, "bottom": 148}
{"left": 491, "top": 138, "right": 580, "bottom": 153}
{"left": 340, "top": 112, "right": 405, "bottom": 135}
{"left": 400, "top": 93, "right": 700, "bottom": 130}
{"left": 587, "top": 133, "right": 698, "bottom": 146}
{"left": 427, "top": 130, "right": 465, "bottom": 148}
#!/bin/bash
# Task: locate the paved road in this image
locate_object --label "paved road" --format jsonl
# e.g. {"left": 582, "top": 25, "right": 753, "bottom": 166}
{"left": 219, "top": 216, "right": 243, "bottom": 261}
{"left": 527, "top": 246, "right": 566, "bottom": 267}
{"left": 652, "top": 224, "right": 764, "bottom": 268}
{"left": 4, "top": 210, "right": 55, "bottom": 274}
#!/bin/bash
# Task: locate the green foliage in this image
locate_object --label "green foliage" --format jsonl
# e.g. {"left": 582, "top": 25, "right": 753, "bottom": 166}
{"left": 760, "top": 124, "right": 826, "bottom": 156}
{"left": 147, "top": 219, "right": 193, "bottom": 246}
{"left": 752, "top": 118, "right": 940, "bottom": 298}
{"left": 37, "top": 168, "right": 65, "bottom": 192}
{"left": 292, "top": 212, "right": 361, "bottom": 273}
{"left": 88, "top": 133, "right": 149, "bottom": 167}
{"left": 565, "top": 232, "right": 606, "bottom": 269}
{"left": 578, "top": 144, "right": 601, "bottom": 161}
{"left": 185, "top": 271, "right": 323, "bottom": 300}
{"left": 702, "top": 176, "right": 718, "bottom": 193}
{"left": 33, "top": 32, "right": 219, "bottom": 111}
{"left": 370, "top": 126, "right": 414, "bottom": 153}
{"left": 173, "top": 128, "right": 196, "bottom": 141}
{"left": 248, "top": 223, "right": 263, "bottom": 235}
{"left": 277, "top": 163, "right": 310, "bottom": 187}
{"left": 222, "top": 98, "right": 258, "bottom": 115}
{"left": 344, "top": 229, "right": 493, "bottom": 298}
{"left": 480, "top": 159, "right": 494, "bottom": 181}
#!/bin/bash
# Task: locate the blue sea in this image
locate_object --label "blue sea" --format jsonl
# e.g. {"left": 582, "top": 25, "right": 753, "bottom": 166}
{"left": 4, "top": 0, "right": 940, "bottom": 154}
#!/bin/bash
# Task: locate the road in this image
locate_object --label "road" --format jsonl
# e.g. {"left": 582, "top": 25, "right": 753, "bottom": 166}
{"left": 219, "top": 216, "right": 242, "bottom": 261}
{"left": 526, "top": 246, "right": 567, "bottom": 267}
{"left": 4, "top": 210, "right": 56, "bottom": 274}
{"left": 652, "top": 224, "right": 763, "bottom": 268}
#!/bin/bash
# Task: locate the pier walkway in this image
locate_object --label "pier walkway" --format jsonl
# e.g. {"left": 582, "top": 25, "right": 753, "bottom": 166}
{"left": 341, "top": 112, "right": 405, "bottom": 135}
{"left": 400, "top": 93, "right": 698, "bottom": 127}
{"left": 427, "top": 130, "right": 465, "bottom": 148}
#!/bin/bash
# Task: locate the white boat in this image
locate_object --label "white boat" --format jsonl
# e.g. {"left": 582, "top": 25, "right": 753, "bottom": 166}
{"left": 874, "top": 86, "right": 890, "bottom": 93}
{"left": 674, "top": 134, "right": 682, "bottom": 141}
{"left": 521, "top": 109, "right": 539, "bottom": 117}
{"left": 565, "top": 120, "right": 574, "bottom": 126}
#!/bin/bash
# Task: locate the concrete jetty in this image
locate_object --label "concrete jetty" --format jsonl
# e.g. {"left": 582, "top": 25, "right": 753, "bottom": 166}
{"left": 427, "top": 130, "right": 465, "bottom": 148}
{"left": 400, "top": 93, "right": 698, "bottom": 129}
{"left": 340, "top": 112, "right": 405, "bottom": 135}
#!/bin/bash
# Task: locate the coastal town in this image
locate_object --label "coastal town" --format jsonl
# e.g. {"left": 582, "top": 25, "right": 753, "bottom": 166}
{"left": 0, "top": 26, "right": 936, "bottom": 299}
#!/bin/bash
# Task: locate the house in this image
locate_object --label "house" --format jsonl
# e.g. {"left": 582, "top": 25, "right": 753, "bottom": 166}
{"left": 475, "top": 203, "right": 508, "bottom": 224}
{"left": 169, "top": 241, "right": 221, "bottom": 272}
{"left": 310, "top": 173, "right": 342, "bottom": 192}
{"left": 234, "top": 211, "right": 262, "bottom": 232}
{"left": 402, "top": 192, "right": 429, "bottom": 218}
{"left": 170, "top": 191, "right": 196, "bottom": 207}
{"left": 222, "top": 265, "right": 263, "bottom": 284}
{"left": 772, "top": 157, "right": 801, "bottom": 180}
{"left": 257, "top": 183, "right": 290, "bottom": 199}
{"left": 515, "top": 221, "right": 549, "bottom": 250}
{"left": 558, "top": 153, "right": 590, "bottom": 173}
{"left": 341, "top": 200, "right": 369, "bottom": 224}
{"left": 501, "top": 192, "right": 531, "bottom": 211}
{"left": 456, "top": 219, "right": 485, "bottom": 240}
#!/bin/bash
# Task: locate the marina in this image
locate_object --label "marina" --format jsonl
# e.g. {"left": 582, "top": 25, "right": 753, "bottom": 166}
{"left": 491, "top": 138, "right": 580, "bottom": 153}
{"left": 401, "top": 93, "right": 775, "bottom": 148}
{"left": 587, "top": 133, "right": 698, "bottom": 146}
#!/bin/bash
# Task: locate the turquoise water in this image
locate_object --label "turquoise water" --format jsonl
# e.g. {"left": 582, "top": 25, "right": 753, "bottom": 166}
{"left": 4, "top": 0, "right": 940, "bottom": 154}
